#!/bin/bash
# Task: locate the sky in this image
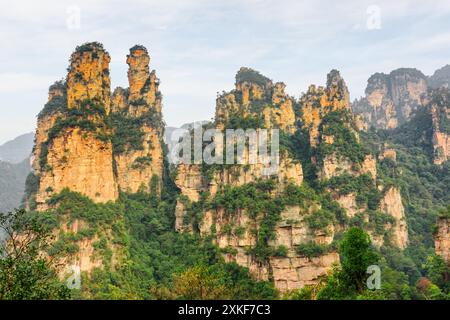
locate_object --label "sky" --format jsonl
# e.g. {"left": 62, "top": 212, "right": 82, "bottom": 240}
{"left": 1, "top": 0, "right": 450, "bottom": 144}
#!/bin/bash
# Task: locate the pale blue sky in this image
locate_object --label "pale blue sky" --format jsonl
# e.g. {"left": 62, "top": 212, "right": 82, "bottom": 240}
{"left": 1, "top": 0, "right": 450, "bottom": 144}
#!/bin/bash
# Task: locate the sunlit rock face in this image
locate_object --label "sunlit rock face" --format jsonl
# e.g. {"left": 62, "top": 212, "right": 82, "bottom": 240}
{"left": 34, "top": 43, "right": 118, "bottom": 209}
{"left": 29, "top": 43, "right": 167, "bottom": 275}
{"left": 112, "top": 45, "right": 164, "bottom": 194}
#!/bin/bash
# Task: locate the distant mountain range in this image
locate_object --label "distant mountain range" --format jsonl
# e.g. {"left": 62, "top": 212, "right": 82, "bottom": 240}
{"left": 0, "top": 132, "right": 34, "bottom": 163}
{"left": 0, "top": 133, "right": 33, "bottom": 212}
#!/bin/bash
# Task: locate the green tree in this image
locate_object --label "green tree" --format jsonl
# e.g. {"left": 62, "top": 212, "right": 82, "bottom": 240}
{"left": 0, "top": 209, "right": 70, "bottom": 299}
{"left": 339, "top": 227, "right": 378, "bottom": 293}
{"left": 423, "top": 254, "right": 449, "bottom": 293}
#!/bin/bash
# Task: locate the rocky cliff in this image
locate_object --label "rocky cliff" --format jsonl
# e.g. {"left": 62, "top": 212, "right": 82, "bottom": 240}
{"left": 30, "top": 43, "right": 164, "bottom": 209}
{"left": 111, "top": 45, "right": 164, "bottom": 194}
{"left": 215, "top": 67, "right": 297, "bottom": 133}
{"left": 352, "top": 68, "right": 428, "bottom": 130}
{"left": 28, "top": 42, "right": 165, "bottom": 274}
{"left": 435, "top": 217, "right": 450, "bottom": 266}
{"left": 429, "top": 89, "right": 450, "bottom": 165}
{"left": 174, "top": 68, "right": 408, "bottom": 292}
{"left": 33, "top": 44, "right": 118, "bottom": 208}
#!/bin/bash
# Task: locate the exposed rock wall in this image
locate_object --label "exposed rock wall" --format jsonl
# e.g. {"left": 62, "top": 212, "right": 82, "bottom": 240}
{"left": 379, "top": 187, "right": 408, "bottom": 249}
{"left": 32, "top": 43, "right": 165, "bottom": 208}
{"left": 30, "top": 43, "right": 166, "bottom": 275}
{"left": 197, "top": 204, "right": 338, "bottom": 292}
{"left": 435, "top": 218, "right": 450, "bottom": 266}
{"left": 299, "top": 70, "right": 350, "bottom": 146}
{"left": 430, "top": 90, "right": 450, "bottom": 165}
{"left": 352, "top": 68, "right": 428, "bottom": 130}
{"left": 34, "top": 44, "right": 117, "bottom": 209}
{"left": 216, "top": 67, "right": 296, "bottom": 132}
{"left": 36, "top": 128, "right": 118, "bottom": 206}
{"left": 112, "top": 46, "right": 164, "bottom": 194}
{"left": 66, "top": 43, "right": 111, "bottom": 114}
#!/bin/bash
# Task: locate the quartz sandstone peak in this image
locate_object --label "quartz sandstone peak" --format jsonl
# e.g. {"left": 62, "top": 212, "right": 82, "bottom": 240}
{"left": 112, "top": 44, "right": 164, "bottom": 194}
{"left": 67, "top": 42, "right": 111, "bottom": 114}
{"left": 31, "top": 42, "right": 166, "bottom": 206}
{"left": 429, "top": 88, "right": 450, "bottom": 165}
{"left": 300, "top": 69, "right": 351, "bottom": 146}
{"left": 215, "top": 67, "right": 296, "bottom": 132}
{"left": 126, "top": 45, "right": 161, "bottom": 113}
{"left": 29, "top": 42, "right": 167, "bottom": 275}
{"left": 353, "top": 68, "right": 428, "bottom": 130}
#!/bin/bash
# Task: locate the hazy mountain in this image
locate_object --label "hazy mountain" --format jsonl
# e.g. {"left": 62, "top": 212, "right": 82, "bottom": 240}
{"left": 0, "top": 158, "right": 31, "bottom": 212}
{"left": 0, "top": 132, "right": 34, "bottom": 163}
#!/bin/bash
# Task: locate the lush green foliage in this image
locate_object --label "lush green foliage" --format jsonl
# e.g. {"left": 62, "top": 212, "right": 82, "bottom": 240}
{"left": 235, "top": 67, "right": 271, "bottom": 87}
{"left": 0, "top": 209, "right": 70, "bottom": 299}
{"left": 317, "top": 110, "right": 370, "bottom": 164}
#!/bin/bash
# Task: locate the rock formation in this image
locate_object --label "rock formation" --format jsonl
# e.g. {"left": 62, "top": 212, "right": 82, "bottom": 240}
{"left": 299, "top": 70, "right": 350, "bottom": 146}
{"left": 174, "top": 68, "right": 408, "bottom": 292}
{"left": 34, "top": 43, "right": 118, "bottom": 208}
{"left": 111, "top": 45, "right": 164, "bottom": 194}
{"left": 28, "top": 42, "right": 165, "bottom": 274}
{"left": 352, "top": 68, "right": 428, "bottom": 130}
{"left": 435, "top": 217, "right": 450, "bottom": 266}
{"left": 429, "top": 65, "right": 450, "bottom": 89}
{"left": 30, "top": 43, "right": 165, "bottom": 209}
{"left": 378, "top": 187, "right": 408, "bottom": 249}
{"left": 429, "top": 89, "right": 450, "bottom": 165}
{"left": 215, "top": 67, "right": 297, "bottom": 133}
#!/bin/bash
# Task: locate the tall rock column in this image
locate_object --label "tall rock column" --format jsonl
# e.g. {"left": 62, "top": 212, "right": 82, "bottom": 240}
{"left": 67, "top": 43, "right": 111, "bottom": 114}
{"left": 112, "top": 45, "right": 164, "bottom": 194}
{"left": 430, "top": 89, "right": 450, "bottom": 165}
{"left": 33, "top": 43, "right": 118, "bottom": 209}
{"left": 435, "top": 217, "right": 450, "bottom": 266}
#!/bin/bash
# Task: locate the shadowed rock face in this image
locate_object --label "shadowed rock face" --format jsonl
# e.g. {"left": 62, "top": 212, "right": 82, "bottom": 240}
{"left": 429, "top": 89, "right": 450, "bottom": 165}
{"left": 0, "top": 159, "right": 30, "bottom": 213}
{"left": 353, "top": 68, "right": 428, "bottom": 130}
{"left": 429, "top": 65, "right": 450, "bottom": 89}
{"left": 435, "top": 217, "right": 450, "bottom": 266}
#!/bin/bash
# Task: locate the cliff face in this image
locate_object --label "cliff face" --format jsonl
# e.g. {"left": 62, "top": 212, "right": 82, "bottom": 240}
{"left": 32, "top": 43, "right": 165, "bottom": 208}
{"left": 429, "top": 65, "right": 450, "bottom": 89}
{"left": 352, "top": 68, "right": 428, "bottom": 130}
{"left": 34, "top": 44, "right": 118, "bottom": 208}
{"left": 215, "top": 67, "right": 296, "bottom": 132}
{"left": 435, "top": 217, "right": 450, "bottom": 266}
{"left": 299, "top": 70, "right": 350, "bottom": 146}
{"left": 66, "top": 43, "right": 112, "bottom": 115}
{"left": 429, "top": 89, "right": 450, "bottom": 165}
{"left": 29, "top": 43, "right": 166, "bottom": 274}
{"left": 112, "top": 46, "right": 164, "bottom": 194}
{"left": 174, "top": 68, "right": 408, "bottom": 292}
{"left": 378, "top": 187, "right": 408, "bottom": 249}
